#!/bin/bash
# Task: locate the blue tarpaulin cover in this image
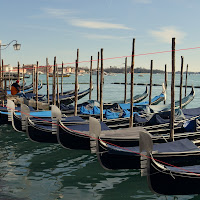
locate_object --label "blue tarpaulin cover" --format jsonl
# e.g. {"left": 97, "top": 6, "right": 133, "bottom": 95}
{"left": 105, "top": 110, "right": 120, "bottom": 119}
{"left": 1, "top": 110, "right": 52, "bottom": 117}
{"left": 80, "top": 106, "right": 106, "bottom": 115}
{"left": 119, "top": 93, "right": 165, "bottom": 110}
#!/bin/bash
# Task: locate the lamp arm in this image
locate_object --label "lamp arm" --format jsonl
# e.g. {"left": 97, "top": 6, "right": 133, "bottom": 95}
{"left": 0, "top": 40, "right": 18, "bottom": 50}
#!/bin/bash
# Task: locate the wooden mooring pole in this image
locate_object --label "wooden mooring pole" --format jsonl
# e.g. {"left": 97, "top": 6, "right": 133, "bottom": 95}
{"left": 1, "top": 59, "right": 3, "bottom": 89}
{"left": 61, "top": 61, "right": 64, "bottom": 95}
{"left": 8, "top": 68, "right": 11, "bottom": 90}
{"left": 124, "top": 57, "right": 127, "bottom": 103}
{"left": 36, "top": 62, "right": 39, "bottom": 110}
{"left": 170, "top": 37, "right": 175, "bottom": 142}
{"left": 33, "top": 65, "right": 36, "bottom": 94}
{"left": 164, "top": 64, "right": 167, "bottom": 104}
{"left": 3, "top": 60, "right": 6, "bottom": 103}
{"left": 17, "top": 62, "right": 20, "bottom": 81}
{"left": 185, "top": 64, "right": 188, "bottom": 97}
{"left": 32, "top": 65, "right": 34, "bottom": 93}
{"left": 74, "top": 49, "right": 79, "bottom": 116}
{"left": 52, "top": 57, "right": 56, "bottom": 105}
{"left": 100, "top": 48, "right": 104, "bottom": 122}
{"left": 46, "top": 58, "right": 50, "bottom": 104}
{"left": 165, "top": 64, "right": 168, "bottom": 89}
{"left": 89, "top": 56, "right": 93, "bottom": 100}
{"left": 23, "top": 64, "right": 25, "bottom": 92}
{"left": 4, "top": 66, "right": 7, "bottom": 102}
{"left": 180, "top": 56, "right": 184, "bottom": 109}
{"left": 129, "top": 38, "right": 135, "bottom": 128}
{"left": 56, "top": 64, "right": 60, "bottom": 108}
{"left": 149, "top": 60, "right": 153, "bottom": 105}
{"left": 97, "top": 52, "right": 100, "bottom": 101}
{"left": 0, "top": 60, "right": 2, "bottom": 89}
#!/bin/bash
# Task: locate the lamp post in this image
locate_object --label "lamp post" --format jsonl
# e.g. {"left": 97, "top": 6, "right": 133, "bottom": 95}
{"left": 0, "top": 40, "right": 21, "bottom": 88}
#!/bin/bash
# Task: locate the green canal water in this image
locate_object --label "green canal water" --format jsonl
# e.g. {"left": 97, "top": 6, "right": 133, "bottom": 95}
{"left": 0, "top": 73, "right": 200, "bottom": 199}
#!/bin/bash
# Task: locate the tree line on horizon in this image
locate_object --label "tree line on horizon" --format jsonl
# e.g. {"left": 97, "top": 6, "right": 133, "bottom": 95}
{"left": 67, "top": 66, "right": 196, "bottom": 74}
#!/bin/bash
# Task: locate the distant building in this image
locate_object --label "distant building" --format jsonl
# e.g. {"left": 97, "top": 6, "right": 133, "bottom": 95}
{"left": 66, "top": 67, "right": 72, "bottom": 73}
{"left": 12, "top": 66, "right": 27, "bottom": 74}
{"left": 71, "top": 68, "right": 75, "bottom": 73}
{"left": 10, "top": 64, "right": 86, "bottom": 75}
{"left": 3, "top": 64, "right": 13, "bottom": 72}
{"left": 79, "top": 69, "right": 85, "bottom": 73}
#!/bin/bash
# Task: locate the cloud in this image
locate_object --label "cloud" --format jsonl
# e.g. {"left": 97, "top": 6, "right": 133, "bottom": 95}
{"left": 70, "top": 18, "right": 132, "bottom": 30}
{"left": 150, "top": 27, "right": 186, "bottom": 44}
{"left": 41, "top": 8, "right": 131, "bottom": 30}
{"left": 82, "top": 33, "right": 132, "bottom": 40}
{"left": 133, "top": 0, "right": 152, "bottom": 4}
{"left": 42, "top": 8, "right": 76, "bottom": 18}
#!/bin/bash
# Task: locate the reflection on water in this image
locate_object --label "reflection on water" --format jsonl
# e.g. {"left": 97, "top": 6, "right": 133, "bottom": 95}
{"left": 0, "top": 74, "right": 200, "bottom": 199}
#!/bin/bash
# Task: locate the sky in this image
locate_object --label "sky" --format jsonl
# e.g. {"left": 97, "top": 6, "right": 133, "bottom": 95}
{"left": 1, "top": 0, "right": 200, "bottom": 71}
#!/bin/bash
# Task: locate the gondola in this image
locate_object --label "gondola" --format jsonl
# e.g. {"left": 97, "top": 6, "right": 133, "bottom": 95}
{"left": 76, "top": 85, "right": 165, "bottom": 119}
{"left": 19, "top": 86, "right": 89, "bottom": 110}
{"left": 111, "top": 85, "right": 148, "bottom": 104}
{"left": 103, "top": 86, "right": 194, "bottom": 129}
{"left": 9, "top": 102, "right": 89, "bottom": 144}
{"left": 25, "top": 107, "right": 108, "bottom": 145}
{"left": 139, "top": 132, "right": 200, "bottom": 195}
{"left": 49, "top": 74, "right": 70, "bottom": 77}
{"left": 0, "top": 99, "right": 36, "bottom": 125}
{"left": 54, "top": 86, "right": 93, "bottom": 105}
{"left": 147, "top": 153, "right": 200, "bottom": 195}
{"left": 26, "top": 118, "right": 57, "bottom": 143}
{"left": 96, "top": 130, "right": 200, "bottom": 170}
{"left": 120, "top": 83, "right": 166, "bottom": 109}
{"left": 144, "top": 85, "right": 195, "bottom": 113}
{"left": 57, "top": 112, "right": 200, "bottom": 151}
{"left": 23, "top": 85, "right": 78, "bottom": 101}
{"left": 8, "top": 100, "right": 52, "bottom": 132}
{"left": 23, "top": 86, "right": 91, "bottom": 107}
{"left": 60, "top": 86, "right": 148, "bottom": 114}
{"left": 26, "top": 106, "right": 88, "bottom": 143}
{"left": 58, "top": 117, "right": 110, "bottom": 150}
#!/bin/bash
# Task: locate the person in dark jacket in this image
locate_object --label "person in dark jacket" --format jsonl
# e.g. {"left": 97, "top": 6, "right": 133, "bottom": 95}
{"left": 11, "top": 80, "right": 21, "bottom": 95}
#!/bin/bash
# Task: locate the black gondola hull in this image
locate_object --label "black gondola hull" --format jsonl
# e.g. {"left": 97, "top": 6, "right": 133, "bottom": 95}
{"left": 27, "top": 119, "right": 57, "bottom": 143}
{"left": 148, "top": 158, "right": 200, "bottom": 195}
{"left": 97, "top": 139, "right": 200, "bottom": 170}
{"left": 58, "top": 124, "right": 90, "bottom": 150}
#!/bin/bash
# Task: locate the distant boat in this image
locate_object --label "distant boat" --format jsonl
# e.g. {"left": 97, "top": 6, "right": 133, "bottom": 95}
{"left": 107, "top": 73, "right": 116, "bottom": 76}
{"left": 49, "top": 74, "right": 70, "bottom": 77}
{"left": 138, "top": 74, "right": 144, "bottom": 77}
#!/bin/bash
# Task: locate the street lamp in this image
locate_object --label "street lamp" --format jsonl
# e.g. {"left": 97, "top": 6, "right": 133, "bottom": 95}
{"left": 13, "top": 42, "right": 21, "bottom": 51}
{"left": 0, "top": 40, "right": 21, "bottom": 51}
{"left": 0, "top": 40, "right": 21, "bottom": 68}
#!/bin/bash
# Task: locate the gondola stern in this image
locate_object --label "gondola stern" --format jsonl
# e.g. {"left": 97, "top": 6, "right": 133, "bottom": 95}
{"left": 139, "top": 131, "right": 153, "bottom": 177}
{"left": 89, "top": 117, "right": 101, "bottom": 154}
{"left": 51, "top": 105, "right": 62, "bottom": 135}
{"left": 21, "top": 103, "right": 31, "bottom": 131}
{"left": 6, "top": 99, "right": 15, "bottom": 122}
